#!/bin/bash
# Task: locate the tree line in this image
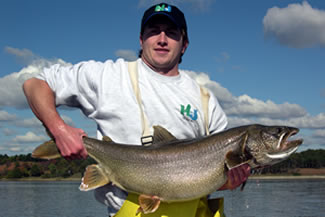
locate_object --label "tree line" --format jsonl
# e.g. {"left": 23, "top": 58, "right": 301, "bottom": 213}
{"left": 260, "top": 149, "right": 325, "bottom": 174}
{"left": 0, "top": 149, "right": 324, "bottom": 179}
{"left": 0, "top": 153, "right": 95, "bottom": 179}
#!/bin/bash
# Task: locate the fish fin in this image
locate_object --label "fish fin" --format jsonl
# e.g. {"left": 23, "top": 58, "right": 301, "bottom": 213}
{"left": 225, "top": 151, "right": 252, "bottom": 170}
{"left": 225, "top": 151, "right": 243, "bottom": 169}
{"left": 102, "top": 136, "right": 113, "bottom": 142}
{"left": 240, "top": 132, "right": 249, "bottom": 154}
{"left": 79, "top": 164, "right": 109, "bottom": 191}
{"left": 152, "top": 125, "right": 177, "bottom": 144}
{"left": 225, "top": 132, "right": 252, "bottom": 169}
{"left": 137, "top": 194, "right": 161, "bottom": 214}
{"left": 32, "top": 140, "right": 61, "bottom": 160}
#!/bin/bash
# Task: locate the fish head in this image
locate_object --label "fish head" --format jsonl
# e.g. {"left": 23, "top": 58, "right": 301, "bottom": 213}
{"left": 245, "top": 125, "right": 303, "bottom": 168}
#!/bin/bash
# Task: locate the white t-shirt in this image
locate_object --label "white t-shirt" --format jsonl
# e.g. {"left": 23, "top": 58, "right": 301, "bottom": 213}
{"left": 37, "top": 58, "right": 227, "bottom": 214}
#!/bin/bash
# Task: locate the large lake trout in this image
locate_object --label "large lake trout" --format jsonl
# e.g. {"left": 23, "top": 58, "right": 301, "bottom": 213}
{"left": 32, "top": 124, "right": 303, "bottom": 214}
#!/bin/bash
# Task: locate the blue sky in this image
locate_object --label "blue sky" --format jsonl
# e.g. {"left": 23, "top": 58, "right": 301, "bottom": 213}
{"left": 0, "top": 0, "right": 324, "bottom": 155}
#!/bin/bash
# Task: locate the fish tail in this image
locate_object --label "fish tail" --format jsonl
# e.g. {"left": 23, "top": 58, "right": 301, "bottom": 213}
{"left": 32, "top": 140, "right": 61, "bottom": 160}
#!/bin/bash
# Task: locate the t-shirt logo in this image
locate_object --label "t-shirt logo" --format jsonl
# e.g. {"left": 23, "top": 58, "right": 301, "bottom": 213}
{"left": 180, "top": 104, "right": 198, "bottom": 121}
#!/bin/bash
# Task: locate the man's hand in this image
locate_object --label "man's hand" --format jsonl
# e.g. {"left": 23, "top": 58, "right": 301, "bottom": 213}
{"left": 219, "top": 164, "right": 251, "bottom": 190}
{"left": 23, "top": 78, "right": 88, "bottom": 160}
{"left": 51, "top": 124, "right": 88, "bottom": 160}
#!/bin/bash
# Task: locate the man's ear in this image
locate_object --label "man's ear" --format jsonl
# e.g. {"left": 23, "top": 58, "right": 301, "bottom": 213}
{"left": 182, "top": 40, "right": 189, "bottom": 54}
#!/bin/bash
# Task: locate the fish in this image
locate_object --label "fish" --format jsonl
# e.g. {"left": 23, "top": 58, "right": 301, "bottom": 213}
{"left": 32, "top": 124, "right": 303, "bottom": 214}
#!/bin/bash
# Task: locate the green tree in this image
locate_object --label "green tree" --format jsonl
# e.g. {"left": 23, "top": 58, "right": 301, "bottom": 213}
{"left": 48, "top": 163, "right": 57, "bottom": 177}
{"left": 30, "top": 164, "right": 42, "bottom": 177}
{"left": 7, "top": 168, "right": 23, "bottom": 178}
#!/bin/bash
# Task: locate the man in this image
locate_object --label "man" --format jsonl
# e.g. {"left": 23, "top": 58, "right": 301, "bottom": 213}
{"left": 23, "top": 2, "right": 250, "bottom": 216}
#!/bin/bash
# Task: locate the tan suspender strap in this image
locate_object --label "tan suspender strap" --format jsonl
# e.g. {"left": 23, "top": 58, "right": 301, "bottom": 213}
{"left": 128, "top": 61, "right": 152, "bottom": 145}
{"left": 200, "top": 86, "right": 210, "bottom": 136}
{"left": 128, "top": 61, "right": 210, "bottom": 141}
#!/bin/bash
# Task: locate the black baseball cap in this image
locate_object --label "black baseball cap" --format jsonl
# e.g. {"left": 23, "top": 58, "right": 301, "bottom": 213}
{"left": 141, "top": 3, "right": 188, "bottom": 41}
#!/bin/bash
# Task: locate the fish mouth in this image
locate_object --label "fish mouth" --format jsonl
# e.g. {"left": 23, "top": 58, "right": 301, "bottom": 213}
{"left": 266, "top": 128, "right": 303, "bottom": 160}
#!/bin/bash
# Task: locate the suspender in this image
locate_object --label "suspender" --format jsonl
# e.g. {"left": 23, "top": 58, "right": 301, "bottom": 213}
{"left": 200, "top": 86, "right": 210, "bottom": 136}
{"left": 128, "top": 61, "right": 153, "bottom": 145}
{"left": 128, "top": 61, "right": 210, "bottom": 145}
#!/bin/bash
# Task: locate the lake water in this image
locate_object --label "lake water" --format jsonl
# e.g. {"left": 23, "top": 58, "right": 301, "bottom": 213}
{"left": 0, "top": 179, "right": 324, "bottom": 217}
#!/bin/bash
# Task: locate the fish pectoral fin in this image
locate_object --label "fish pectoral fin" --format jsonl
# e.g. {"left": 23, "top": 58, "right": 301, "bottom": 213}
{"left": 225, "top": 151, "right": 252, "bottom": 170}
{"left": 225, "top": 150, "right": 244, "bottom": 169}
{"left": 225, "top": 132, "right": 252, "bottom": 170}
{"left": 79, "top": 164, "right": 109, "bottom": 191}
{"left": 152, "top": 125, "right": 177, "bottom": 144}
{"left": 136, "top": 194, "right": 161, "bottom": 214}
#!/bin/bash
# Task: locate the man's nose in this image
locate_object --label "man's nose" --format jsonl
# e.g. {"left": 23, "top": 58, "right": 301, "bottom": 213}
{"left": 157, "top": 31, "right": 168, "bottom": 46}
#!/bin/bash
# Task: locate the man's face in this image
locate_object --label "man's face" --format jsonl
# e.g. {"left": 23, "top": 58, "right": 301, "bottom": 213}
{"left": 140, "top": 17, "right": 188, "bottom": 72}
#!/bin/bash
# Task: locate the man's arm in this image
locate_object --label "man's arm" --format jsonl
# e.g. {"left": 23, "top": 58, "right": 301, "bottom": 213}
{"left": 23, "top": 78, "right": 88, "bottom": 159}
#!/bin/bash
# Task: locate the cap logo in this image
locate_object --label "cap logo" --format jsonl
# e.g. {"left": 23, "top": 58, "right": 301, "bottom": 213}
{"left": 155, "top": 4, "right": 172, "bottom": 13}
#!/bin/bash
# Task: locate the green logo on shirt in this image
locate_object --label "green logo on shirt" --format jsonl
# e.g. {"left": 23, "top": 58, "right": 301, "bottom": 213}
{"left": 180, "top": 104, "right": 198, "bottom": 121}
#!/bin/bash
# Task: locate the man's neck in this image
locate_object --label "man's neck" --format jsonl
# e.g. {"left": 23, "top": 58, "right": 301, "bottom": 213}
{"left": 141, "top": 57, "right": 179, "bottom": 76}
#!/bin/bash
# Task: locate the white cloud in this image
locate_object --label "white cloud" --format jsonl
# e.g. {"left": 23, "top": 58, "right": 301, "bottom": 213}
{"left": 115, "top": 49, "right": 138, "bottom": 61}
{"left": 182, "top": 70, "right": 234, "bottom": 103}
{"left": 1, "top": 47, "right": 71, "bottom": 109}
{"left": 14, "top": 117, "right": 42, "bottom": 128}
{"left": 303, "top": 129, "right": 325, "bottom": 149}
{"left": 12, "top": 131, "right": 47, "bottom": 143}
{"left": 183, "top": 69, "right": 307, "bottom": 120}
{"left": 226, "top": 95, "right": 307, "bottom": 119}
{"left": 288, "top": 113, "right": 325, "bottom": 129}
{"left": 263, "top": 1, "right": 325, "bottom": 48}
{"left": 0, "top": 110, "right": 17, "bottom": 121}
{"left": 226, "top": 117, "right": 256, "bottom": 128}
{"left": 313, "top": 129, "right": 325, "bottom": 138}
{"left": 12, "top": 115, "right": 74, "bottom": 132}
{"left": 226, "top": 113, "right": 325, "bottom": 130}
{"left": 5, "top": 46, "right": 39, "bottom": 65}
{"left": 9, "top": 147, "right": 22, "bottom": 152}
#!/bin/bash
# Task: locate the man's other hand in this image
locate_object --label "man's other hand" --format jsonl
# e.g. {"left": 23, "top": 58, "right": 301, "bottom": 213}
{"left": 219, "top": 164, "right": 251, "bottom": 190}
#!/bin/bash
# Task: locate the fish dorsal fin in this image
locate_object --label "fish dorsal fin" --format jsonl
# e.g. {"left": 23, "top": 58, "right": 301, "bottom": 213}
{"left": 102, "top": 135, "right": 113, "bottom": 142}
{"left": 152, "top": 125, "right": 177, "bottom": 144}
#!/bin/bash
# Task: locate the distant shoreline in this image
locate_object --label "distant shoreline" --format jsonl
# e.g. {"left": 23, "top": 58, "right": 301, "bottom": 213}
{"left": 249, "top": 175, "right": 325, "bottom": 180}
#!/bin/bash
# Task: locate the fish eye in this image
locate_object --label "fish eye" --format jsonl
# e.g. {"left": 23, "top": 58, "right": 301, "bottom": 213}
{"left": 276, "top": 127, "right": 283, "bottom": 134}
{"left": 267, "top": 127, "right": 283, "bottom": 135}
